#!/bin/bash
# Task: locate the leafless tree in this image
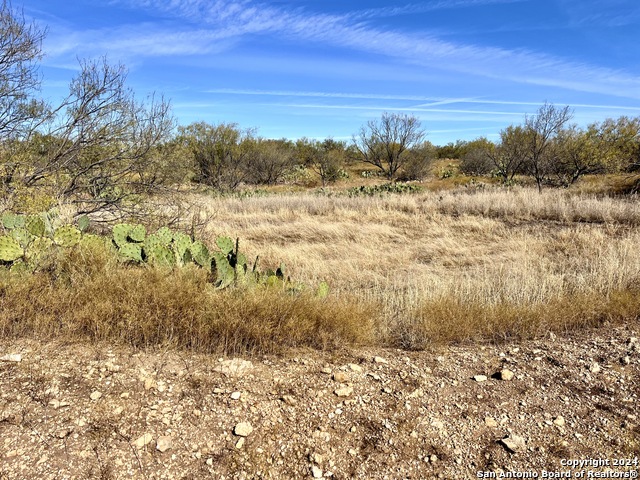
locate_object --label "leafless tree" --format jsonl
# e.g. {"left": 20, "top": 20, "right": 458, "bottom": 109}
{"left": 523, "top": 102, "right": 573, "bottom": 192}
{"left": 353, "top": 112, "right": 426, "bottom": 179}
{"left": 24, "top": 58, "right": 174, "bottom": 215}
{"left": 0, "top": 0, "right": 47, "bottom": 142}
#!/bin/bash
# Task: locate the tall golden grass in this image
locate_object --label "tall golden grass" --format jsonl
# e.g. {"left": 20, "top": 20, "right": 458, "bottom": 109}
{"left": 2, "top": 185, "right": 639, "bottom": 352}
{"left": 185, "top": 186, "right": 640, "bottom": 348}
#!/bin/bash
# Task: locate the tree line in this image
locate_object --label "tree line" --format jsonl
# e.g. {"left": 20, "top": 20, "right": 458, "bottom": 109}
{"left": 450, "top": 104, "right": 640, "bottom": 191}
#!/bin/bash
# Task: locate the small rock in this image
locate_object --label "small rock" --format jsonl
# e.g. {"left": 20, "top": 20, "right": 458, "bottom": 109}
{"left": 132, "top": 433, "right": 154, "bottom": 449}
{"left": 0, "top": 353, "right": 22, "bottom": 362}
{"left": 334, "top": 386, "right": 353, "bottom": 397}
{"left": 348, "top": 363, "right": 363, "bottom": 373}
{"left": 553, "top": 416, "right": 565, "bottom": 427}
{"left": 431, "top": 419, "right": 444, "bottom": 429}
{"left": 333, "top": 372, "right": 349, "bottom": 383}
{"left": 49, "top": 399, "right": 70, "bottom": 409}
{"left": 215, "top": 358, "right": 254, "bottom": 377}
{"left": 373, "top": 356, "right": 388, "bottom": 364}
{"left": 144, "top": 378, "right": 157, "bottom": 391}
{"left": 484, "top": 417, "right": 498, "bottom": 428}
{"left": 621, "top": 356, "right": 631, "bottom": 365}
{"left": 321, "top": 367, "right": 332, "bottom": 374}
{"left": 310, "top": 452, "right": 324, "bottom": 464}
{"left": 499, "top": 369, "right": 515, "bottom": 381}
{"left": 235, "top": 437, "right": 245, "bottom": 449}
{"left": 474, "top": 375, "right": 488, "bottom": 382}
{"left": 156, "top": 436, "right": 172, "bottom": 452}
{"left": 408, "top": 388, "right": 424, "bottom": 398}
{"left": 589, "top": 363, "right": 601, "bottom": 374}
{"left": 311, "top": 465, "right": 323, "bottom": 478}
{"left": 234, "top": 422, "right": 253, "bottom": 437}
{"left": 281, "top": 395, "right": 297, "bottom": 406}
{"left": 113, "top": 406, "right": 124, "bottom": 415}
{"left": 429, "top": 454, "right": 438, "bottom": 463}
{"left": 500, "top": 434, "right": 526, "bottom": 453}
{"left": 230, "top": 391, "right": 241, "bottom": 400}
{"left": 89, "top": 391, "right": 102, "bottom": 401}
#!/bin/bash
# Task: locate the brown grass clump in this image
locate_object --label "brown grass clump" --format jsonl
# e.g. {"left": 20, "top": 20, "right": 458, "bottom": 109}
{"left": 391, "top": 290, "right": 640, "bottom": 349}
{"left": 0, "top": 244, "right": 375, "bottom": 355}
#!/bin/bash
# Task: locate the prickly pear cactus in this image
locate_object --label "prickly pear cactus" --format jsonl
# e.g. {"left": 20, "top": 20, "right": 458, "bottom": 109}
{"left": 189, "top": 241, "right": 210, "bottom": 269}
{"left": 119, "top": 243, "right": 143, "bottom": 262}
{"left": 0, "top": 235, "right": 24, "bottom": 262}
{"left": 2, "top": 213, "right": 25, "bottom": 230}
{"left": 216, "top": 236, "right": 234, "bottom": 255}
{"left": 172, "top": 232, "right": 192, "bottom": 265}
{"left": 316, "top": 281, "right": 329, "bottom": 299}
{"left": 155, "top": 227, "right": 173, "bottom": 246}
{"left": 25, "top": 215, "right": 46, "bottom": 237}
{"left": 25, "top": 237, "right": 54, "bottom": 268}
{"left": 147, "top": 245, "right": 176, "bottom": 268}
{"left": 76, "top": 215, "right": 90, "bottom": 233}
{"left": 11, "top": 227, "right": 34, "bottom": 248}
{"left": 53, "top": 226, "right": 82, "bottom": 247}
{"left": 112, "top": 224, "right": 134, "bottom": 248}
{"left": 129, "top": 224, "right": 146, "bottom": 243}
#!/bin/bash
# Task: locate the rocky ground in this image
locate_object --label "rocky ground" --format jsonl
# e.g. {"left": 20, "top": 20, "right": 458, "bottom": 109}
{"left": 1, "top": 321, "right": 639, "bottom": 480}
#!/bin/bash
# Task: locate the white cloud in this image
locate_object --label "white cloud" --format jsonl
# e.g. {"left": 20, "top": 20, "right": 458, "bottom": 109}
{"left": 47, "top": 0, "right": 640, "bottom": 101}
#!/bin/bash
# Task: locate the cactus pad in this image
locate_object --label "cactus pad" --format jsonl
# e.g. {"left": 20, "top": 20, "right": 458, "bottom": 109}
{"left": 119, "top": 243, "right": 143, "bottom": 262}
{"left": 25, "top": 237, "right": 54, "bottom": 265}
{"left": 112, "top": 223, "right": 133, "bottom": 248}
{"left": 129, "top": 224, "right": 146, "bottom": 242}
{"left": 172, "top": 232, "right": 192, "bottom": 265}
{"left": 2, "top": 213, "right": 25, "bottom": 230}
{"left": 76, "top": 215, "right": 90, "bottom": 232}
{"left": 53, "top": 226, "right": 82, "bottom": 247}
{"left": 216, "top": 236, "right": 234, "bottom": 255}
{"left": 25, "top": 215, "right": 46, "bottom": 237}
{"left": 11, "top": 228, "right": 34, "bottom": 248}
{"left": 189, "top": 241, "right": 210, "bottom": 268}
{"left": 155, "top": 227, "right": 173, "bottom": 245}
{"left": 0, "top": 235, "right": 24, "bottom": 261}
{"left": 147, "top": 245, "right": 176, "bottom": 268}
{"left": 316, "top": 281, "right": 329, "bottom": 299}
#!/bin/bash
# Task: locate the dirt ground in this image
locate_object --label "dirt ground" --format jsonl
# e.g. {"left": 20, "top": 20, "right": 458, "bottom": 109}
{"left": 1, "top": 320, "right": 639, "bottom": 479}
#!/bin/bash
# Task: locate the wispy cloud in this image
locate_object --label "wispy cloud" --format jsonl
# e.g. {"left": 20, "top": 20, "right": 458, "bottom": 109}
{"left": 558, "top": 0, "right": 640, "bottom": 27}
{"left": 108, "top": 0, "right": 640, "bottom": 100}
{"left": 205, "top": 88, "right": 640, "bottom": 111}
{"left": 351, "top": 0, "right": 528, "bottom": 19}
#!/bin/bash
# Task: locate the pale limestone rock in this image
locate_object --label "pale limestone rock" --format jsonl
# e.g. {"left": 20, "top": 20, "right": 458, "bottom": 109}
{"left": 234, "top": 422, "right": 253, "bottom": 437}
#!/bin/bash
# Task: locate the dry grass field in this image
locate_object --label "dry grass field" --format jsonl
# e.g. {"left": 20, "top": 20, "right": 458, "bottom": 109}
{"left": 2, "top": 185, "right": 640, "bottom": 354}
{"left": 182, "top": 185, "right": 640, "bottom": 348}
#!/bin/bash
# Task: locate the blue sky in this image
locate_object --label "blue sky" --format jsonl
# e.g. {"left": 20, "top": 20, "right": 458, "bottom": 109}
{"left": 24, "top": 0, "right": 640, "bottom": 145}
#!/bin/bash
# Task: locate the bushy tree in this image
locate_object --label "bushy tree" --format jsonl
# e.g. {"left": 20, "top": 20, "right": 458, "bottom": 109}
{"left": 243, "top": 138, "right": 296, "bottom": 185}
{"left": 397, "top": 141, "right": 436, "bottom": 181}
{"left": 178, "top": 122, "right": 255, "bottom": 191}
{"left": 458, "top": 137, "right": 495, "bottom": 176}
{"left": 296, "top": 137, "right": 347, "bottom": 187}
{"left": 353, "top": 112, "right": 426, "bottom": 179}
